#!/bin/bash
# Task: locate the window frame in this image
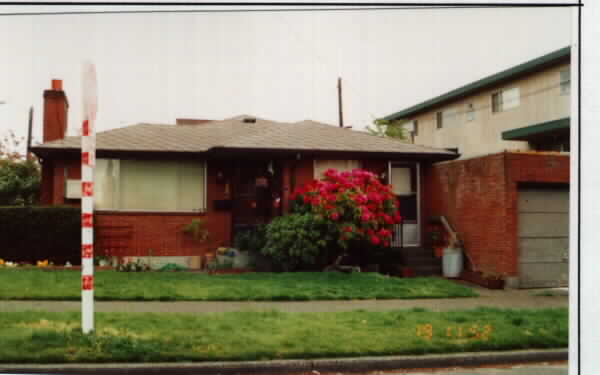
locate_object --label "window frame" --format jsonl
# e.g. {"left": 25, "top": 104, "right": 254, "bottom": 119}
{"left": 94, "top": 158, "right": 207, "bottom": 213}
{"left": 560, "top": 68, "right": 570, "bottom": 95}
{"left": 466, "top": 103, "right": 475, "bottom": 121}
{"left": 491, "top": 87, "right": 520, "bottom": 113}
{"left": 436, "top": 111, "right": 443, "bottom": 129}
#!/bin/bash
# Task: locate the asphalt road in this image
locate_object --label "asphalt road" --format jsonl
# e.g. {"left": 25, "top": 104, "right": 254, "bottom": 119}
{"left": 385, "top": 363, "right": 568, "bottom": 374}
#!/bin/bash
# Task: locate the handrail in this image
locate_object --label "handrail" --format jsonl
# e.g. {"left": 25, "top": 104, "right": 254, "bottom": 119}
{"left": 431, "top": 215, "right": 478, "bottom": 272}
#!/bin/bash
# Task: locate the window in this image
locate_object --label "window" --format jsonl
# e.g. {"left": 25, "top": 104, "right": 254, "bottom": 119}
{"left": 94, "top": 159, "right": 206, "bottom": 211}
{"left": 314, "top": 160, "right": 361, "bottom": 178}
{"left": 466, "top": 103, "right": 475, "bottom": 121}
{"left": 560, "top": 68, "right": 570, "bottom": 95}
{"left": 492, "top": 87, "right": 520, "bottom": 113}
{"left": 436, "top": 109, "right": 458, "bottom": 130}
{"left": 401, "top": 120, "right": 418, "bottom": 136}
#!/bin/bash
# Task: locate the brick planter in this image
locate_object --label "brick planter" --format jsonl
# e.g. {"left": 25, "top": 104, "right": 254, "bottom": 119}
{"left": 460, "top": 269, "right": 505, "bottom": 289}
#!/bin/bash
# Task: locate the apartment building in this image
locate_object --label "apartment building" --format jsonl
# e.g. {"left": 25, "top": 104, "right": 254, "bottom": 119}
{"left": 382, "top": 47, "right": 571, "bottom": 289}
{"left": 385, "top": 47, "right": 570, "bottom": 158}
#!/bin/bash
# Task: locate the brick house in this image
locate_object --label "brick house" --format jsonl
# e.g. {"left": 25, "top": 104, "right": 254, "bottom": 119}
{"left": 383, "top": 47, "right": 571, "bottom": 288}
{"left": 31, "top": 80, "right": 457, "bottom": 270}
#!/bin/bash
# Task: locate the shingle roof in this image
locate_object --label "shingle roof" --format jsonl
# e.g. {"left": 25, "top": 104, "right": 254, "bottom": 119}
{"left": 31, "top": 115, "right": 456, "bottom": 158}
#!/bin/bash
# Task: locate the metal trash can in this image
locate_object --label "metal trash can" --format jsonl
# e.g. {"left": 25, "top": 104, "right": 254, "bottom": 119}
{"left": 442, "top": 247, "right": 463, "bottom": 278}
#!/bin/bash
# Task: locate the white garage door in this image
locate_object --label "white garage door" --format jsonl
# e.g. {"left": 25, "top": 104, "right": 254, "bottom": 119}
{"left": 518, "top": 187, "right": 569, "bottom": 288}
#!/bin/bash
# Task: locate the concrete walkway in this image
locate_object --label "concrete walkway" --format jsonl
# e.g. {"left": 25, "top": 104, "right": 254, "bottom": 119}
{"left": 0, "top": 286, "right": 568, "bottom": 314}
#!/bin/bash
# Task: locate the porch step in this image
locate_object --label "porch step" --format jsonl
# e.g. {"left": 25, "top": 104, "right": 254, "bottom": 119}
{"left": 411, "top": 264, "right": 443, "bottom": 277}
{"left": 397, "top": 247, "right": 442, "bottom": 277}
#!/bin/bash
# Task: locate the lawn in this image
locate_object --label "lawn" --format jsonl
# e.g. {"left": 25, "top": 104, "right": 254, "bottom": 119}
{"left": 0, "top": 269, "right": 477, "bottom": 301}
{"left": 0, "top": 307, "right": 567, "bottom": 363}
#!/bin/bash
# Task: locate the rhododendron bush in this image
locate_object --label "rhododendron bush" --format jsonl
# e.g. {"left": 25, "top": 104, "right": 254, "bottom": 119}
{"left": 261, "top": 168, "right": 401, "bottom": 271}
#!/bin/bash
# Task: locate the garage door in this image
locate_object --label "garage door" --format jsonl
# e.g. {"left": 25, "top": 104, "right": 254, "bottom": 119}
{"left": 518, "top": 187, "right": 569, "bottom": 288}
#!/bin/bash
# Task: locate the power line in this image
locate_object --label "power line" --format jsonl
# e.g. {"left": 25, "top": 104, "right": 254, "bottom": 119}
{"left": 427, "top": 81, "right": 568, "bottom": 123}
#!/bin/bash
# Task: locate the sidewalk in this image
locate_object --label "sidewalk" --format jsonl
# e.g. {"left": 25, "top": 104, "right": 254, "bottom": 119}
{"left": 0, "top": 286, "right": 568, "bottom": 314}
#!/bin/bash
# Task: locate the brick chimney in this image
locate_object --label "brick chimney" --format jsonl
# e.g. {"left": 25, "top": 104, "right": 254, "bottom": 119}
{"left": 43, "top": 79, "right": 69, "bottom": 142}
{"left": 176, "top": 118, "right": 213, "bottom": 126}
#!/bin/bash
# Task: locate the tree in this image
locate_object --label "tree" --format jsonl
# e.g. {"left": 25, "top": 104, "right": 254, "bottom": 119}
{"left": 366, "top": 118, "right": 409, "bottom": 141}
{"left": 0, "top": 130, "right": 41, "bottom": 206}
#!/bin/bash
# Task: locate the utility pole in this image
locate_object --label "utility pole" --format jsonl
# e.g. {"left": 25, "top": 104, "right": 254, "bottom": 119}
{"left": 337, "top": 77, "right": 344, "bottom": 128}
{"left": 26, "top": 107, "right": 33, "bottom": 161}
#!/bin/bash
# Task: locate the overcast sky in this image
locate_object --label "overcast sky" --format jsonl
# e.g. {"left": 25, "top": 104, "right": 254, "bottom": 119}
{"left": 0, "top": 4, "right": 572, "bottom": 152}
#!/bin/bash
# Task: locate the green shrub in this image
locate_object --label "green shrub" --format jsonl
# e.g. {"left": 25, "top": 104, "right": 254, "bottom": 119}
{"left": 0, "top": 206, "right": 80, "bottom": 265}
{"left": 233, "top": 224, "right": 267, "bottom": 253}
{"left": 0, "top": 159, "right": 40, "bottom": 206}
{"left": 261, "top": 213, "right": 335, "bottom": 271}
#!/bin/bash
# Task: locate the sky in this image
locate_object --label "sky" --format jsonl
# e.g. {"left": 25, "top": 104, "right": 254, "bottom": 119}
{"left": 0, "top": 3, "right": 572, "bottom": 153}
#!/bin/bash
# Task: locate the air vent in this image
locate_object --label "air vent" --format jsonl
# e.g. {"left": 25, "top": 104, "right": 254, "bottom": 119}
{"left": 242, "top": 117, "right": 256, "bottom": 124}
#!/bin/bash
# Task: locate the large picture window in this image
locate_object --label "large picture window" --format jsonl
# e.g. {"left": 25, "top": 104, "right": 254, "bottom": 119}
{"left": 95, "top": 159, "right": 206, "bottom": 212}
{"left": 314, "top": 160, "right": 361, "bottom": 178}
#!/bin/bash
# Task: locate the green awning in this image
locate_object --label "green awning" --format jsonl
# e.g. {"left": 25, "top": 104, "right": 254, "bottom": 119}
{"left": 502, "top": 117, "right": 570, "bottom": 141}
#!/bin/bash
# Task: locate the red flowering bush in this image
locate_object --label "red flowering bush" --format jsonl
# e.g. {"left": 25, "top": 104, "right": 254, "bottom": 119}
{"left": 290, "top": 168, "right": 401, "bottom": 249}
{"left": 262, "top": 168, "right": 402, "bottom": 271}
{"left": 262, "top": 168, "right": 401, "bottom": 270}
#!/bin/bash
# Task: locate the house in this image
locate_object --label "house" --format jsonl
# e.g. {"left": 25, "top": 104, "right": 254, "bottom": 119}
{"left": 31, "top": 79, "right": 458, "bottom": 270}
{"left": 382, "top": 47, "right": 571, "bottom": 288}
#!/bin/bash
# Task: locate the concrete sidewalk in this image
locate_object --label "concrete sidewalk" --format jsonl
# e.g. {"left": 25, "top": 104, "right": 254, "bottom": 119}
{"left": 0, "top": 286, "right": 568, "bottom": 314}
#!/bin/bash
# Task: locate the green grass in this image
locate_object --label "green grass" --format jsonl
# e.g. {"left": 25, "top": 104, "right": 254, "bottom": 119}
{"left": 0, "top": 269, "right": 477, "bottom": 301}
{"left": 0, "top": 307, "right": 567, "bottom": 363}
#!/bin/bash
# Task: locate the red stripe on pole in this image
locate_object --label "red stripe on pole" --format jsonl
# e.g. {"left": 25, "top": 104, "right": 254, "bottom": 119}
{"left": 82, "top": 181, "right": 93, "bottom": 197}
{"left": 82, "top": 244, "right": 93, "bottom": 258}
{"left": 82, "top": 120, "right": 90, "bottom": 136}
{"left": 82, "top": 152, "right": 91, "bottom": 166}
{"left": 82, "top": 275, "right": 94, "bottom": 290}
{"left": 82, "top": 213, "right": 93, "bottom": 227}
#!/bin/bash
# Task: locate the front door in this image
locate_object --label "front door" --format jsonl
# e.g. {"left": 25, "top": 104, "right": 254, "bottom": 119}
{"left": 231, "top": 160, "right": 282, "bottom": 237}
{"left": 389, "top": 162, "right": 420, "bottom": 247}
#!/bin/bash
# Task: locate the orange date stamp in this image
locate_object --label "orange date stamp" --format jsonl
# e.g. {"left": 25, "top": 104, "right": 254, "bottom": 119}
{"left": 416, "top": 324, "right": 493, "bottom": 341}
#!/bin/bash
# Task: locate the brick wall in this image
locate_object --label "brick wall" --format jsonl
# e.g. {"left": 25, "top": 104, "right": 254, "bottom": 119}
{"left": 41, "top": 156, "right": 435, "bottom": 257}
{"left": 424, "top": 152, "right": 570, "bottom": 276}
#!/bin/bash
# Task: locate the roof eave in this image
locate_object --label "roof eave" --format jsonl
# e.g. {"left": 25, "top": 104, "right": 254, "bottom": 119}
{"left": 502, "top": 117, "right": 570, "bottom": 141}
{"left": 383, "top": 46, "right": 571, "bottom": 121}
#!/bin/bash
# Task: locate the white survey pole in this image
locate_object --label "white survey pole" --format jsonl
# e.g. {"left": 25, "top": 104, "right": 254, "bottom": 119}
{"left": 81, "top": 62, "right": 98, "bottom": 334}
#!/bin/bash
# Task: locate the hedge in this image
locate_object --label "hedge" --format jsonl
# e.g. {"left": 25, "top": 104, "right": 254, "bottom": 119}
{"left": 0, "top": 206, "right": 81, "bottom": 265}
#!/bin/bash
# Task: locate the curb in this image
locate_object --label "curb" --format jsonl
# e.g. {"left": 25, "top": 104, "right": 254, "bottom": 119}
{"left": 0, "top": 349, "right": 567, "bottom": 374}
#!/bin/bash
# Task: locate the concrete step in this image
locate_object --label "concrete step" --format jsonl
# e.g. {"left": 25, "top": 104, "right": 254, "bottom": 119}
{"left": 402, "top": 256, "right": 442, "bottom": 266}
{"left": 411, "top": 264, "right": 443, "bottom": 277}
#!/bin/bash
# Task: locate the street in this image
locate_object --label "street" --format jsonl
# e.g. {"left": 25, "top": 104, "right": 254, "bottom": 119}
{"left": 308, "top": 362, "right": 568, "bottom": 375}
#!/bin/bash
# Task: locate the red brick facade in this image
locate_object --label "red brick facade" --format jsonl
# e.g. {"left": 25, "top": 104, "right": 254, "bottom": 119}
{"left": 41, "top": 156, "right": 399, "bottom": 257}
{"left": 424, "top": 152, "right": 570, "bottom": 276}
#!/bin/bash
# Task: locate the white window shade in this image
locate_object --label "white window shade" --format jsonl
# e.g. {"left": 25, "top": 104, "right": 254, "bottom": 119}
{"left": 314, "top": 160, "right": 361, "bottom": 178}
{"left": 391, "top": 167, "right": 413, "bottom": 195}
{"left": 95, "top": 159, "right": 119, "bottom": 210}
{"left": 503, "top": 88, "right": 520, "bottom": 110}
{"left": 94, "top": 159, "right": 205, "bottom": 211}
